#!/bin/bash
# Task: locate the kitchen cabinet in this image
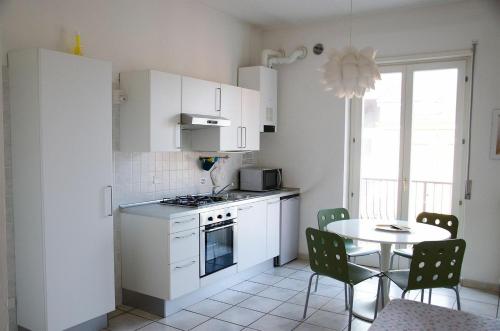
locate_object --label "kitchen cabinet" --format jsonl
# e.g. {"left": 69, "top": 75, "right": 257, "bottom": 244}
{"left": 237, "top": 201, "right": 267, "bottom": 272}
{"left": 182, "top": 76, "right": 221, "bottom": 117}
{"left": 190, "top": 86, "right": 260, "bottom": 151}
{"left": 121, "top": 213, "right": 200, "bottom": 300}
{"left": 120, "top": 70, "right": 181, "bottom": 152}
{"left": 9, "top": 48, "right": 114, "bottom": 331}
{"left": 266, "top": 198, "right": 281, "bottom": 259}
{"left": 238, "top": 66, "right": 278, "bottom": 132}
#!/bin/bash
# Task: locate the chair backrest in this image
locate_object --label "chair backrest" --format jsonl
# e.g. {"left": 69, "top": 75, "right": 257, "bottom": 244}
{"left": 407, "top": 239, "right": 466, "bottom": 290}
{"left": 317, "top": 208, "right": 350, "bottom": 231}
{"left": 305, "top": 227, "right": 349, "bottom": 283}
{"left": 416, "top": 212, "right": 459, "bottom": 239}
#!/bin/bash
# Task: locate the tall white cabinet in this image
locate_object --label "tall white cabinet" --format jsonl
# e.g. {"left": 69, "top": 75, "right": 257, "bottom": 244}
{"left": 8, "top": 49, "right": 115, "bottom": 331}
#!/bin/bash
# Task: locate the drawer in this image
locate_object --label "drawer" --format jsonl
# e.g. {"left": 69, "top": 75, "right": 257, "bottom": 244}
{"left": 169, "top": 257, "right": 200, "bottom": 299}
{"left": 170, "top": 214, "right": 199, "bottom": 234}
{"left": 169, "top": 228, "right": 199, "bottom": 263}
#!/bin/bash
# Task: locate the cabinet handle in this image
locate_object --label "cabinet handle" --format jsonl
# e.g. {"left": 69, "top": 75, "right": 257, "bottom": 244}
{"left": 238, "top": 205, "right": 253, "bottom": 211}
{"left": 215, "top": 87, "right": 221, "bottom": 111}
{"left": 175, "top": 260, "right": 196, "bottom": 269}
{"left": 237, "top": 126, "right": 242, "bottom": 148}
{"left": 104, "top": 185, "right": 113, "bottom": 217}
{"left": 175, "top": 124, "right": 181, "bottom": 149}
{"left": 174, "top": 218, "right": 197, "bottom": 224}
{"left": 174, "top": 232, "right": 197, "bottom": 239}
{"left": 243, "top": 127, "right": 247, "bottom": 148}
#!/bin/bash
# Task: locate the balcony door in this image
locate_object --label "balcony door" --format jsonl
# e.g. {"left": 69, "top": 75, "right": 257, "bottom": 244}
{"left": 349, "top": 60, "right": 467, "bottom": 265}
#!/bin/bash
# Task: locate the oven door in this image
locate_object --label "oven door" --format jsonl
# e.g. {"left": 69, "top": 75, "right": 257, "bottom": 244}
{"left": 200, "top": 221, "right": 237, "bottom": 277}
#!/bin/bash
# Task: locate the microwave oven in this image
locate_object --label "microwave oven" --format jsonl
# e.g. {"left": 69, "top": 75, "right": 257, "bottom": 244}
{"left": 240, "top": 167, "right": 282, "bottom": 192}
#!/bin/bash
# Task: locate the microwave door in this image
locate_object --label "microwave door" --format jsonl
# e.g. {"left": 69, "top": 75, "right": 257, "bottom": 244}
{"left": 263, "top": 170, "right": 278, "bottom": 190}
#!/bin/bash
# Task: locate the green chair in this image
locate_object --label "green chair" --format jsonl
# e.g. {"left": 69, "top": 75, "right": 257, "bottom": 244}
{"left": 317, "top": 208, "right": 381, "bottom": 308}
{"left": 390, "top": 212, "right": 459, "bottom": 303}
{"left": 304, "top": 228, "right": 384, "bottom": 331}
{"left": 385, "top": 238, "right": 466, "bottom": 310}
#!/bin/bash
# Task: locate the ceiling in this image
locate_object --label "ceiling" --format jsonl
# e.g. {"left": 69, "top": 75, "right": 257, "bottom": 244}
{"left": 197, "top": 0, "right": 465, "bottom": 29}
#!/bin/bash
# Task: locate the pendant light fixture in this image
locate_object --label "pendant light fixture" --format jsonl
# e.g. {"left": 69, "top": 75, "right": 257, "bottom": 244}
{"left": 321, "top": 0, "right": 381, "bottom": 98}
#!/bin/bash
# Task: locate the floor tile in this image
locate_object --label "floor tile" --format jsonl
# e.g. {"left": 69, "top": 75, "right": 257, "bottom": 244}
{"left": 216, "top": 306, "right": 265, "bottom": 326}
{"left": 320, "top": 298, "right": 348, "bottom": 315}
{"left": 305, "top": 310, "right": 349, "bottom": 330}
{"left": 238, "top": 295, "right": 283, "bottom": 313}
{"left": 232, "top": 281, "right": 269, "bottom": 294}
{"left": 287, "top": 270, "right": 315, "bottom": 282}
{"left": 459, "top": 287, "right": 499, "bottom": 305}
{"left": 263, "top": 267, "right": 296, "bottom": 277}
{"left": 258, "top": 286, "right": 299, "bottom": 301}
{"left": 311, "top": 284, "right": 344, "bottom": 298}
{"left": 192, "top": 318, "right": 244, "bottom": 331}
{"left": 353, "top": 278, "right": 379, "bottom": 294}
{"left": 249, "top": 314, "right": 299, "bottom": 331}
{"left": 283, "top": 259, "right": 309, "bottom": 270}
{"left": 411, "top": 292, "right": 456, "bottom": 309}
{"left": 317, "top": 276, "right": 345, "bottom": 288}
{"left": 270, "top": 302, "right": 316, "bottom": 321}
{"left": 186, "top": 298, "right": 232, "bottom": 317}
{"left": 211, "top": 289, "right": 252, "bottom": 305}
{"left": 347, "top": 318, "right": 371, "bottom": 331}
{"left": 294, "top": 322, "right": 335, "bottom": 331}
{"left": 456, "top": 298, "right": 498, "bottom": 318}
{"left": 274, "top": 278, "right": 309, "bottom": 291}
{"left": 251, "top": 273, "right": 286, "bottom": 285}
{"left": 108, "top": 313, "right": 152, "bottom": 331}
{"left": 129, "top": 308, "right": 162, "bottom": 321}
{"left": 137, "top": 322, "right": 179, "bottom": 331}
{"left": 158, "top": 310, "right": 209, "bottom": 330}
{"left": 287, "top": 292, "right": 332, "bottom": 309}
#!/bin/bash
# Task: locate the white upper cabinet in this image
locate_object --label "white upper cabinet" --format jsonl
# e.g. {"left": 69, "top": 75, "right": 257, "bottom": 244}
{"left": 182, "top": 76, "right": 221, "bottom": 117}
{"left": 241, "top": 88, "right": 260, "bottom": 151}
{"left": 120, "top": 70, "right": 181, "bottom": 152}
{"left": 238, "top": 66, "right": 277, "bottom": 132}
{"left": 220, "top": 84, "right": 242, "bottom": 151}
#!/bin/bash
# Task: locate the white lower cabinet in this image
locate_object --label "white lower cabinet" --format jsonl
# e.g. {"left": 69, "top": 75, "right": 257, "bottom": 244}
{"left": 169, "top": 228, "right": 199, "bottom": 264}
{"left": 237, "top": 201, "right": 268, "bottom": 272}
{"left": 266, "top": 199, "right": 281, "bottom": 259}
{"left": 169, "top": 257, "right": 200, "bottom": 299}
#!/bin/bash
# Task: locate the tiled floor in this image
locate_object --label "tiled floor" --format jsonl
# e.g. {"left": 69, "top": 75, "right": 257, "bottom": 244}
{"left": 105, "top": 260, "right": 500, "bottom": 331}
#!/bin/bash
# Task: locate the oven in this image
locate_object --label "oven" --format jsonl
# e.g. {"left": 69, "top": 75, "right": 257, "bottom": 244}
{"left": 199, "top": 207, "right": 238, "bottom": 277}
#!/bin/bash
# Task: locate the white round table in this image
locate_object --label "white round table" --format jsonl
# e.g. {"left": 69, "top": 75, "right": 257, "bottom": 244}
{"left": 326, "top": 219, "right": 451, "bottom": 321}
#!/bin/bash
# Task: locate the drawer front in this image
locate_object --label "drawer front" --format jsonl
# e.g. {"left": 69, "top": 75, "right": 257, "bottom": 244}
{"left": 169, "top": 257, "right": 200, "bottom": 299}
{"left": 169, "top": 228, "right": 199, "bottom": 263}
{"left": 170, "top": 214, "right": 199, "bottom": 234}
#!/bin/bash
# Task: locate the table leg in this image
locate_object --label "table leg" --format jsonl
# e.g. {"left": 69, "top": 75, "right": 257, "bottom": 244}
{"left": 351, "top": 243, "right": 392, "bottom": 322}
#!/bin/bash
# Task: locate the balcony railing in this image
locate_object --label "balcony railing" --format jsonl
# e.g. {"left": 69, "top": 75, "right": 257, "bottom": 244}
{"left": 359, "top": 177, "right": 453, "bottom": 220}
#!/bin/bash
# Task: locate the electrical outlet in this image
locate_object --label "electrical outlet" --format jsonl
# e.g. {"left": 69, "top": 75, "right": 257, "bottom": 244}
{"left": 200, "top": 178, "right": 206, "bottom": 185}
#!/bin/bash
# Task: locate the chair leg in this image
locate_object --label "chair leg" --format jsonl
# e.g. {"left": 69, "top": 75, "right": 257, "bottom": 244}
{"left": 454, "top": 286, "right": 461, "bottom": 311}
{"left": 389, "top": 253, "right": 395, "bottom": 270}
{"left": 420, "top": 289, "right": 424, "bottom": 302}
{"left": 303, "top": 272, "right": 317, "bottom": 319}
{"left": 314, "top": 274, "right": 319, "bottom": 292}
{"left": 344, "top": 283, "right": 348, "bottom": 310}
{"left": 401, "top": 289, "right": 407, "bottom": 299}
{"left": 348, "top": 284, "right": 354, "bottom": 331}
{"left": 428, "top": 288, "right": 432, "bottom": 304}
{"left": 374, "top": 277, "right": 383, "bottom": 319}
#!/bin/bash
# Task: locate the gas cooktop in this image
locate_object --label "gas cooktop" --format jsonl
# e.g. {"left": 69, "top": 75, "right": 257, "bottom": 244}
{"left": 160, "top": 194, "right": 226, "bottom": 207}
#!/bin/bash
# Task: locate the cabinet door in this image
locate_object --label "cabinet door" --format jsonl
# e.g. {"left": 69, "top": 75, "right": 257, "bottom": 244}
{"left": 182, "top": 76, "right": 221, "bottom": 117}
{"left": 241, "top": 88, "right": 260, "bottom": 151}
{"left": 169, "top": 257, "right": 199, "bottom": 299}
{"left": 260, "top": 68, "right": 278, "bottom": 130}
{"left": 266, "top": 199, "right": 281, "bottom": 259}
{"left": 39, "top": 50, "right": 115, "bottom": 330}
{"left": 150, "top": 71, "right": 181, "bottom": 151}
{"left": 220, "top": 84, "right": 242, "bottom": 151}
{"left": 237, "top": 201, "right": 267, "bottom": 271}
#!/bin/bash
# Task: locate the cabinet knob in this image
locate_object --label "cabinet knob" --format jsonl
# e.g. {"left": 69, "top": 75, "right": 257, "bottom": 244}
{"left": 217, "top": 215, "right": 223, "bottom": 219}
{"left": 226, "top": 213, "right": 231, "bottom": 217}
{"left": 208, "top": 216, "right": 213, "bottom": 221}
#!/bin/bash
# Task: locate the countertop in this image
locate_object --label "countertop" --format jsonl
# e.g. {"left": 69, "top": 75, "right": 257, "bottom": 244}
{"left": 119, "top": 188, "right": 300, "bottom": 220}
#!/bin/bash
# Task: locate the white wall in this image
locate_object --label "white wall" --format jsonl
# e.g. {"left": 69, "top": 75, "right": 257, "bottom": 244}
{"left": 0, "top": 0, "right": 262, "bottom": 328}
{"left": 259, "top": 0, "right": 500, "bottom": 285}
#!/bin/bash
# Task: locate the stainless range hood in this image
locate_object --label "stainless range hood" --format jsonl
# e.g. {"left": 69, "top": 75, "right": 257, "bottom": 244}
{"left": 180, "top": 113, "right": 230, "bottom": 129}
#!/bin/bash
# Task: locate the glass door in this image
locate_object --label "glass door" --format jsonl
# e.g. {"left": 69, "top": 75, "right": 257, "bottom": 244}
{"left": 203, "top": 221, "right": 235, "bottom": 276}
{"left": 350, "top": 60, "right": 467, "bottom": 267}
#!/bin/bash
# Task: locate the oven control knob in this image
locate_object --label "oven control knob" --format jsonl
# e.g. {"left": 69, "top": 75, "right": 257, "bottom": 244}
{"left": 226, "top": 213, "right": 231, "bottom": 217}
{"left": 208, "top": 216, "right": 213, "bottom": 221}
{"left": 217, "top": 214, "right": 223, "bottom": 219}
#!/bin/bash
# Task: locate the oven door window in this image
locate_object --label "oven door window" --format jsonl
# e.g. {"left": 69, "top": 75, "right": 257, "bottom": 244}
{"left": 204, "top": 224, "right": 234, "bottom": 276}
{"left": 263, "top": 170, "right": 278, "bottom": 190}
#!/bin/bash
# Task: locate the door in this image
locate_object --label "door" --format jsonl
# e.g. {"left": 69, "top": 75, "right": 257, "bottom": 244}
{"left": 202, "top": 222, "right": 236, "bottom": 276}
{"left": 241, "top": 88, "right": 261, "bottom": 150}
{"left": 237, "top": 201, "right": 267, "bottom": 271}
{"left": 266, "top": 199, "right": 281, "bottom": 259}
{"left": 350, "top": 60, "right": 467, "bottom": 265}
{"left": 39, "top": 50, "right": 115, "bottom": 330}
{"left": 220, "top": 84, "right": 242, "bottom": 151}
{"left": 181, "top": 76, "right": 221, "bottom": 117}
